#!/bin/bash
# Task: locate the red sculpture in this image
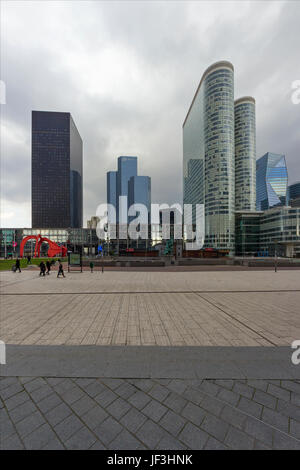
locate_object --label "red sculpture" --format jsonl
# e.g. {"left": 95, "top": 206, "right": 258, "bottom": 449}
{"left": 20, "top": 234, "right": 67, "bottom": 258}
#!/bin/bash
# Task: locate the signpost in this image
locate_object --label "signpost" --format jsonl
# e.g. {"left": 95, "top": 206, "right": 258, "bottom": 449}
{"left": 12, "top": 241, "right": 17, "bottom": 257}
{"left": 68, "top": 253, "right": 82, "bottom": 272}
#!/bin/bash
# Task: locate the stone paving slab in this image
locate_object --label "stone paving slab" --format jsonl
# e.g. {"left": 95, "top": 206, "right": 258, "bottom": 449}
{"left": 1, "top": 271, "right": 300, "bottom": 347}
{"left": 1, "top": 269, "right": 300, "bottom": 449}
{"left": 1, "top": 269, "right": 300, "bottom": 294}
{"left": 1, "top": 376, "right": 300, "bottom": 450}
{"left": 1, "top": 345, "right": 299, "bottom": 379}
{"left": 1, "top": 291, "right": 299, "bottom": 347}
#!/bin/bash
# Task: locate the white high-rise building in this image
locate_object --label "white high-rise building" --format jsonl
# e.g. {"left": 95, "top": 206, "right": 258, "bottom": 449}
{"left": 234, "top": 97, "right": 256, "bottom": 211}
{"left": 183, "top": 61, "right": 235, "bottom": 252}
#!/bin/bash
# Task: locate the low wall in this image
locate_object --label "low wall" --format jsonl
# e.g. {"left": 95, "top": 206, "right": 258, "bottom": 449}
{"left": 177, "top": 258, "right": 232, "bottom": 266}
{"left": 81, "top": 257, "right": 300, "bottom": 268}
{"left": 82, "top": 259, "right": 165, "bottom": 268}
{"left": 247, "top": 260, "right": 300, "bottom": 268}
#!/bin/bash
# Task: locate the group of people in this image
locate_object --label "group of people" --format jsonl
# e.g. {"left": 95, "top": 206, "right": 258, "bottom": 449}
{"left": 12, "top": 257, "right": 65, "bottom": 278}
{"left": 39, "top": 259, "right": 65, "bottom": 278}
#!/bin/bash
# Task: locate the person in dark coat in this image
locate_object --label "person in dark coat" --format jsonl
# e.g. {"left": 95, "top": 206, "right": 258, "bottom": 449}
{"left": 57, "top": 261, "right": 65, "bottom": 278}
{"left": 15, "top": 258, "right": 21, "bottom": 273}
{"left": 46, "top": 260, "right": 51, "bottom": 275}
{"left": 39, "top": 261, "right": 46, "bottom": 276}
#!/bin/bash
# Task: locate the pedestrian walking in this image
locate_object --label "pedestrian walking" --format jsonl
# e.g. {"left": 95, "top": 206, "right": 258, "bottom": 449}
{"left": 15, "top": 258, "right": 21, "bottom": 273}
{"left": 46, "top": 260, "right": 51, "bottom": 275}
{"left": 39, "top": 261, "right": 46, "bottom": 276}
{"left": 57, "top": 260, "right": 65, "bottom": 278}
{"left": 90, "top": 261, "right": 94, "bottom": 273}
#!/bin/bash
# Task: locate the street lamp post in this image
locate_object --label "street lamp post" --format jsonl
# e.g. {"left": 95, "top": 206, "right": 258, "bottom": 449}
{"left": 274, "top": 240, "right": 278, "bottom": 272}
{"left": 4, "top": 231, "right": 7, "bottom": 259}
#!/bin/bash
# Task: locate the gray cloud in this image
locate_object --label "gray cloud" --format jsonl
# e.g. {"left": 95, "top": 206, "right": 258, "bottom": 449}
{"left": 1, "top": 0, "right": 299, "bottom": 227}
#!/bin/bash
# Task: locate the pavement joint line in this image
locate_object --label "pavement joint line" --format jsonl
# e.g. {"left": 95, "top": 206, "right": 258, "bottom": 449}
{"left": 1, "top": 381, "right": 28, "bottom": 448}
{"left": 1, "top": 289, "right": 300, "bottom": 295}
{"left": 195, "top": 292, "right": 278, "bottom": 347}
{"left": 49, "top": 376, "right": 300, "bottom": 446}
{"left": 140, "top": 378, "right": 300, "bottom": 449}
{"left": 37, "top": 377, "right": 103, "bottom": 448}
{"left": 0, "top": 378, "right": 66, "bottom": 450}
{"left": 78, "top": 379, "right": 154, "bottom": 449}
{"left": 119, "top": 379, "right": 206, "bottom": 449}
{"left": 31, "top": 392, "right": 69, "bottom": 450}
{"left": 2, "top": 376, "right": 300, "bottom": 449}
{"left": 43, "top": 377, "right": 109, "bottom": 448}
{"left": 16, "top": 295, "right": 74, "bottom": 345}
{"left": 46, "top": 377, "right": 142, "bottom": 449}
{"left": 166, "top": 379, "right": 300, "bottom": 447}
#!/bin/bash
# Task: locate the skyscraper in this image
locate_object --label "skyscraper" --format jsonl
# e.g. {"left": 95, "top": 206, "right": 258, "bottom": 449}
{"left": 116, "top": 156, "right": 137, "bottom": 223}
{"left": 107, "top": 156, "right": 151, "bottom": 227}
{"left": 183, "top": 61, "right": 235, "bottom": 252}
{"left": 234, "top": 97, "right": 256, "bottom": 211}
{"left": 287, "top": 181, "right": 300, "bottom": 206}
{"left": 256, "top": 152, "right": 288, "bottom": 210}
{"left": 128, "top": 176, "right": 151, "bottom": 224}
{"left": 32, "top": 111, "right": 83, "bottom": 228}
{"left": 107, "top": 171, "right": 117, "bottom": 223}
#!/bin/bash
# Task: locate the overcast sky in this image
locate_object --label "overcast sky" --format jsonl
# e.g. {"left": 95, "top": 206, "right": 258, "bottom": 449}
{"left": 1, "top": 0, "right": 299, "bottom": 227}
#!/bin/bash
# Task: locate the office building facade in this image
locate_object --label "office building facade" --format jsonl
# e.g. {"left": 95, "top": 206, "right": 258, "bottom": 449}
{"left": 116, "top": 156, "right": 137, "bottom": 223}
{"left": 256, "top": 152, "right": 288, "bottom": 211}
{"left": 234, "top": 97, "right": 256, "bottom": 211}
{"left": 235, "top": 211, "right": 262, "bottom": 256}
{"left": 183, "top": 61, "right": 235, "bottom": 252}
{"left": 32, "top": 111, "right": 83, "bottom": 228}
{"left": 259, "top": 206, "right": 300, "bottom": 257}
{"left": 128, "top": 176, "right": 151, "bottom": 224}
{"left": 288, "top": 181, "right": 300, "bottom": 207}
{"left": 107, "top": 156, "right": 151, "bottom": 228}
{"left": 107, "top": 171, "right": 117, "bottom": 223}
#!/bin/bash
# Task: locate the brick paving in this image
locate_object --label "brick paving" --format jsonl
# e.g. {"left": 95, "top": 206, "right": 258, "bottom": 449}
{"left": 1, "top": 270, "right": 300, "bottom": 449}
{"left": 1, "top": 376, "right": 300, "bottom": 450}
{"left": 1, "top": 270, "right": 300, "bottom": 346}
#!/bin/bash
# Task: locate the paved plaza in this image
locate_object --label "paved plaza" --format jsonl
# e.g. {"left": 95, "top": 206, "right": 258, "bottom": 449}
{"left": 1, "top": 269, "right": 300, "bottom": 449}
{"left": 1, "top": 270, "right": 300, "bottom": 346}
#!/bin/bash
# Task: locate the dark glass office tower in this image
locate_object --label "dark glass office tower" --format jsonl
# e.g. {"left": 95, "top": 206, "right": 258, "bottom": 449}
{"left": 107, "top": 171, "right": 117, "bottom": 223}
{"left": 287, "top": 181, "right": 300, "bottom": 205}
{"left": 32, "top": 111, "right": 83, "bottom": 228}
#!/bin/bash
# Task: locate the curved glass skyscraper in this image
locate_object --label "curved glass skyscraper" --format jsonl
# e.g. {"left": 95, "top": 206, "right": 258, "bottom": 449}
{"left": 234, "top": 97, "right": 256, "bottom": 211}
{"left": 183, "top": 61, "right": 235, "bottom": 252}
